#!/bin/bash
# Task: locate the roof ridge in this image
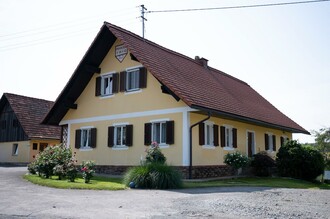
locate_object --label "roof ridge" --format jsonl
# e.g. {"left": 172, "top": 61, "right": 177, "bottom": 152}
{"left": 4, "top": 92, "right": 54, "bottom": 104}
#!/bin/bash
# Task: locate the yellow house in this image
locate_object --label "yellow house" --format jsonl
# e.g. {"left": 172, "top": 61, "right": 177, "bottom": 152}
{"left": 43, "top": 22, "right": 309, "bottom": 178}
{"left": 0, "top": 93, "right": 61, "bottom": 165}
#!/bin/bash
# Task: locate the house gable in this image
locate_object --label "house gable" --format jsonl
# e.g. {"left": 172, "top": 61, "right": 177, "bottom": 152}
{"left": 0, "top": 100, "right": 28, "bottom": 142}
{"left": 62, "top": 39, "right": 187, "bottom": 122}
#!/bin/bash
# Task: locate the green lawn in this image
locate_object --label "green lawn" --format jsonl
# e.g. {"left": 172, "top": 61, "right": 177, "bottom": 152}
{"left": 24, "top": 174, "right": 330, "bottom": 190}
{"left": 23, "top": 174, "right": 126, "bottom": 190}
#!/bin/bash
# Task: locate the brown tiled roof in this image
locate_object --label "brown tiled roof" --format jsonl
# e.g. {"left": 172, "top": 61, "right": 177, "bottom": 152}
{"left": 105, "top": 22, "right": 308, "bottom": 134}
{"left": 2, "top": 93, "right": 61, "bottom": 139}
{"left": 43, "top": 22, "right": 308, "bottom": 134}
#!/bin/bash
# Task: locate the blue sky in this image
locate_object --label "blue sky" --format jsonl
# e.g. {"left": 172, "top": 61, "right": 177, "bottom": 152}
{"left": 1, "top": 0, "right": 329, "bottom": 143}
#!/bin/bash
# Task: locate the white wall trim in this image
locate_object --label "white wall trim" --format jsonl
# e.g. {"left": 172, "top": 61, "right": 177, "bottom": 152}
{"left": 182, "top": 111, "right": 190, "bottom": 166}
{"left": 60, "top": 107, "right": 197, "bottom": 125}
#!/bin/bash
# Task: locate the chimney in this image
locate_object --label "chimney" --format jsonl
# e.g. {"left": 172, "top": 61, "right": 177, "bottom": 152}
{"left": 195, "top": 56, "right": 208, "bottom": 69}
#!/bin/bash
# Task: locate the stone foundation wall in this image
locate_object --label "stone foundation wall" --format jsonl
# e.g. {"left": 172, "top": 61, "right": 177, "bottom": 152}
{"left": 95, "top": 164, "right": 238, "bottom": 179}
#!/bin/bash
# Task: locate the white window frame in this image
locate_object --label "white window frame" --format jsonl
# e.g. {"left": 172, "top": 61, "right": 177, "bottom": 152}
{"left": 150, "top": 119, "right": 169, "bottom": 147}
{"left": 101, "top": 72, "right": 114, "bottom": 96}
{"left": 203, "top": 121, "right": 215, "bottom": 148}
{"left": 12, "top": 143, "right": 18, "bottom": 156}
{"left": 126, "top": 68, "right": 140, "bottom": 92}
{"left": 80, "top": 127, "right": 92, "bottom": 149}
{"left": 267, "top": 132, "right": 274, "bottom": 152}
{"left": 281, "top": 135, "right": 288, "bottom": 147}
{"left": 113, "top": 122, "right": 129, "bottom": 149}
{"left": 225, "top": 125, "right": 233, "bottom": 148}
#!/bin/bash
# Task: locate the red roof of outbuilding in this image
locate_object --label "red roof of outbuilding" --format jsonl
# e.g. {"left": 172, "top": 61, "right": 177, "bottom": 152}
{"left": 1, "top": 93, "right": 61, "bottom": 139}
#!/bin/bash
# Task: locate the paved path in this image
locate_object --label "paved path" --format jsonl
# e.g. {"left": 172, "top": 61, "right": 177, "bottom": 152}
{"left": 0, "top": 167, "right": 329, "bottom": 219}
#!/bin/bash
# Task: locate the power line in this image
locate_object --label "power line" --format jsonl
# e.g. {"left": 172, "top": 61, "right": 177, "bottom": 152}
{"left": 147, "top": 0, "right": 330, "bottom": 13}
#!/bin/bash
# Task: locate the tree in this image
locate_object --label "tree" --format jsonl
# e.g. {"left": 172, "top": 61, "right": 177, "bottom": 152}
{"left": 313, "top": 128, "right": 330, "bottom": 170}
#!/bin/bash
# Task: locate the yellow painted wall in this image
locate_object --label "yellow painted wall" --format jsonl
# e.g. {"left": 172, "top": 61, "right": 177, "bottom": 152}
{"left": 190, "top": 113, "right": 292, "bottom": 165}
{"left": 0, "top": 141, "right": 30, "bottom": 163}
{"left": 29, "top": 139, "right": 60, "bottom": 162}
{"left": 69, "top": 112, "right": 183, "bottom": 166}
{"left": 63, "top": 39, "right": 186, "bottom": 121}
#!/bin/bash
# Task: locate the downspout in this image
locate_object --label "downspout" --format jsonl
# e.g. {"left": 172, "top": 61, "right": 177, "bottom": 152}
{"left": 189, "top": 112, "right": 211, "bottom": 179}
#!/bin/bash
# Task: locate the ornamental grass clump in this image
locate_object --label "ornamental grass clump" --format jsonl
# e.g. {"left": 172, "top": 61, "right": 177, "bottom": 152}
{"left": 224, "top": 151, "right": 249, "bottom": 172}
{"left": 123, "top": 142, "right": 182, "bottom": 189}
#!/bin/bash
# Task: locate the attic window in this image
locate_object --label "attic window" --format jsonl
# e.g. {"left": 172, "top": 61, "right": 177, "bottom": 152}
{"left": 120, "top": 67, "right": 147, "bottom": 92}
{"left": 95, "top": 73, "right": 119, "bottom": 97}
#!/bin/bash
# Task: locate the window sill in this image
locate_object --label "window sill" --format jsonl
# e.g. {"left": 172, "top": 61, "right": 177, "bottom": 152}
{"left": 100, "top": 94, "right": 114, "bottom": 99}
{"left": 79, "top": 147, "right": 93, "bottom": 152}
{"left": 124, "top": 89, "right": 142, "bottom": 95}
{"left": 112, "top": 146, "right": 129, "bottom": 150}
{"left": 159, "top": 144, "right": 169, "bottom": 149}
{"left": 223, "top": 147, "right": 235, "bottom": 151}
{"left": 202, "top": 145, "right": 216, "bottom": 149}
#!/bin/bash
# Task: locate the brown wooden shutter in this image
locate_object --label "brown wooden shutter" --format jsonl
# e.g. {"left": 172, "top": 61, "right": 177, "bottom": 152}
{"left": 126, "top": 125, "right": 133, "bottom": 146}
{"left": 213, "top": 125, "right": 219, "bottom": 146}
{"left": 220, "top": 126, "right": 225, "bottom": 147}
{"left": 112, "top": 73, "right": 119, "bottom": 94}
{"left": 120, "top": 71, "right": 126, "bottom": 92}
{"left": 144, "top": 123, "right": 152, "bottom": 146}
{"left": 198, "top": 123, "right": 205, "bottom": 145}
{"left": 248, "top": 132, "right": 253, "bottom": 157}
{"left": 272, "top": 135, "right": 276, "bottom": 151}
{"left": 166, "top": 121, "right": 174, "bottom": 145}
{"left": 91, "top": 128, "right": 97, "bottom": 148}
{"left": 75, "top": 129, "right": 81, "bottom": 149}
{"left": 108, "top": 126, "right": 114, "bottom": 147}
{"left": 265, "top": 134, "right": 269, "bottom": 150}
{"left": 280, "top": 136, "right": 284, "bottom": 147}
{"left": 232, "top": 128, "right": 237, "bottom": 148}
{"left": 139, "top": 67, "right": 147, "bottom": 88}
{"left": 95, "top": 76, "right": 101, "bottom": 96}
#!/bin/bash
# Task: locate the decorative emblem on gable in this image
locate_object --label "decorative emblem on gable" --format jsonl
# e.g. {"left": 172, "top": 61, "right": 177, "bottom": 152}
{"left": 115, "top": 44, "right": 128, "bottom": 63}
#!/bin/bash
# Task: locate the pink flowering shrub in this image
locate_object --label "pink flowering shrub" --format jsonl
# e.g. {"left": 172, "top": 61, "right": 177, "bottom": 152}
{"left": 80, "top": 160, "right": 96, "bottom": 183}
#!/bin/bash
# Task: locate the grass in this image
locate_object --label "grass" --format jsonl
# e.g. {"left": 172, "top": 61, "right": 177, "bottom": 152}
{"left": 23, "top": 174, "right": 126, "bottom": 190}
{"left": 24, "top": 174, "right": 330, "bottom": 190}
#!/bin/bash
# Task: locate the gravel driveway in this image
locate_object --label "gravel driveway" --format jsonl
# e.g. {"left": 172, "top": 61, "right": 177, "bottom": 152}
{"left": 0, "top": 166, "right": 329, "bottom": 219}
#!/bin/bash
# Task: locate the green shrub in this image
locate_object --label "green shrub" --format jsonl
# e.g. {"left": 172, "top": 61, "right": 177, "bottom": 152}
{"left": 276, "top": 140, "right": 325, "bottom": 181}
{"left": 251, "top": 152, "right": 276, "bottom": 177}
{"left": 224, "top": 151, "right": 249, "bottom": 170}
{"left": 28, "top": 144, "right": 77, "bottom": 181}
{"left": 123, "top": 163, "right": 182, "bottom": 189}
{"left": 81, "top": 160, "right": 96, "bottom": 183}
{"left": 145, "top": 142, "right": 166, "bottom": 164}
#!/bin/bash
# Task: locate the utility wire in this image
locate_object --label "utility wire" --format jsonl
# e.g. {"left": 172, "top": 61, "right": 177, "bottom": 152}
{"left": 147, "top": 0, "right": 330, "bottom": 13}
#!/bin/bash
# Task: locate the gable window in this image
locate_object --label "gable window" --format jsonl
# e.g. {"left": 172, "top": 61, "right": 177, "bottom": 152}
{"left": 144, "top": 120, "right": 174, "bottom": 146}
{"left": 108, "top": 124, "right": 133, "bottom": 148}
{"left": 198, "top": 122, "right": 219, "bottom": 147}
{"left": 1, "top": 120, "right": 6, "bottom": 130}
{"left": 265, "top": 133, "right": 276, "bottom": 151}
{"left": 120, "top": 67, "right": 147, "bottom": 92}
{"left": 12, "top": 144, "right": 18, "bottom": 156}
{"left": 95, "top": 73, "right": 119, "bottom": 97}
{"left": 220, "top": 126, "right": 237, "bottom": 149}
{"left": 12, "top": 119, "right": 18, "bottom": 128}
{"left": 75, "top": 127, "right": 97, "bottom": 149}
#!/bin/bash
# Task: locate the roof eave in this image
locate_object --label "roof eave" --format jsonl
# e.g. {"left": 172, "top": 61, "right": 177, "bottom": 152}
{"left": 191, "top": 105, "right": 310, "bottom": 135}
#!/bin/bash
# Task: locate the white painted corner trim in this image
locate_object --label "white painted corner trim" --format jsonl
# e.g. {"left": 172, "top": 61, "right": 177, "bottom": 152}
{"left": 59, "top": 107, "right": 198, "bottom": 125}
